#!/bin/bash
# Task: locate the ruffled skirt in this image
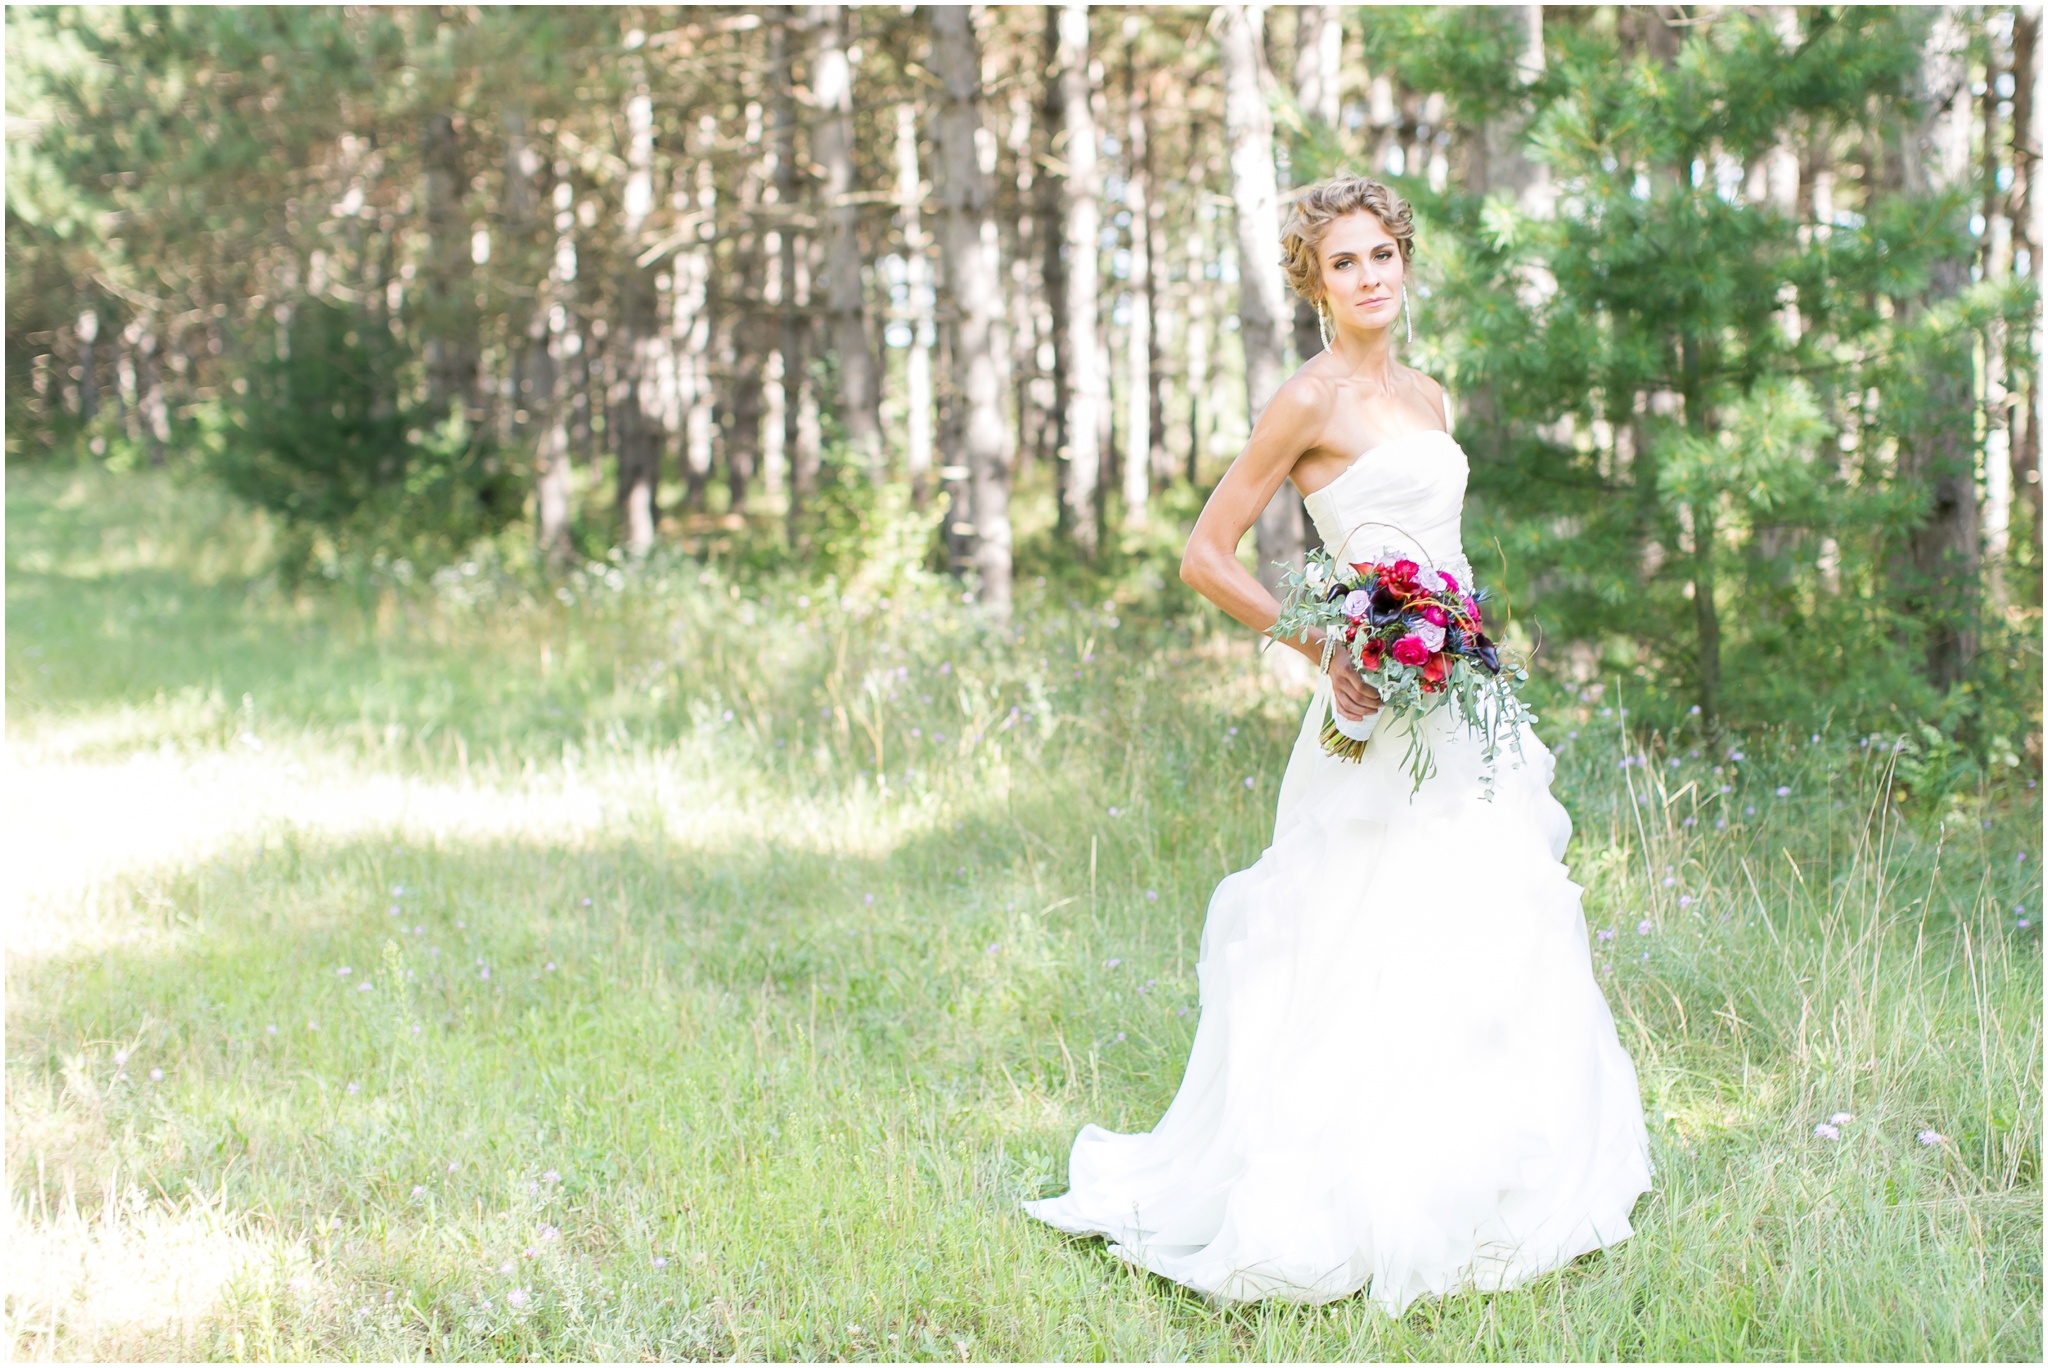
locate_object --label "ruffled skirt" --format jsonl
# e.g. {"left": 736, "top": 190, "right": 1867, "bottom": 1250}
{"left": 1022, "top": 678, "right": 1655, "bottom": 1314}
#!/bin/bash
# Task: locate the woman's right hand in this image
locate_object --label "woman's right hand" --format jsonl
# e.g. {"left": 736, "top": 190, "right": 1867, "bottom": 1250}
{"left": 1330, "top": 653, "right": 1383, "bottom": 722}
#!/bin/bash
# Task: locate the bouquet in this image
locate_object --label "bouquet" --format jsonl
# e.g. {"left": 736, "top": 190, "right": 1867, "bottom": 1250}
{"left": 1267, "top": 550, "right": 1535, "bottom": 796}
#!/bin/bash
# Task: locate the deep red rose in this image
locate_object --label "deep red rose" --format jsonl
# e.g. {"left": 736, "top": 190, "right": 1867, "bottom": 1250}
{"left": 1391, "top": 558, "right": 1420, "bottom": 581}
{"left": 1392, "top": 634, "right": 1430, "bottom": 667}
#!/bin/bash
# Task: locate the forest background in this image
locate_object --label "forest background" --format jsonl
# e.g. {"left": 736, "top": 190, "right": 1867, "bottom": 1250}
{"left": 4, "top": 5, "right": 2044, "bottom": 1361}
{"left": 8, "top": 2, "right": 2043, "bottom": 750}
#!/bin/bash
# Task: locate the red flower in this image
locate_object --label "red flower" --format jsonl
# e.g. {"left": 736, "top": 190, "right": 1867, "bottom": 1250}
{"left": 1440, "top": 571, "right": 1460, "bottom": 594}
{"left": 1392, "top": 634, "right": 1430, "bottom": 667}
{"left": 1421, "top": 653, "right": 1449, "bottom": 691}
{"left": 1358, "top": 638, "right": 1384, "bottom": 671}
{"left": 1390, "top": 558, "right": 1420, "bottom": 582}
{"left": 1420, "top": 604, "right": 1448, "bottom": 627}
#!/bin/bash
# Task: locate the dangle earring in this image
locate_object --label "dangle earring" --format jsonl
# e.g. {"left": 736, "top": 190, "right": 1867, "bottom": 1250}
{"left": 1401, "top": 283, "right": 1413, "bottom": 345}
{"left": 1316, "top": 298, "right": 1335, "bottom": 353}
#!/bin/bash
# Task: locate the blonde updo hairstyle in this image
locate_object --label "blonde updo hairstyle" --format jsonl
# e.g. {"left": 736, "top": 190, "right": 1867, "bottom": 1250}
{"left": 1279, "top": 176, "right": 1416, "bottom": 308}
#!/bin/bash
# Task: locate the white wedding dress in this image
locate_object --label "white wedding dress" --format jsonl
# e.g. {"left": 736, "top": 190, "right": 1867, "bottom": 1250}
{"left": 1022, "top": 427, "right": 1655, "bottom": 1315}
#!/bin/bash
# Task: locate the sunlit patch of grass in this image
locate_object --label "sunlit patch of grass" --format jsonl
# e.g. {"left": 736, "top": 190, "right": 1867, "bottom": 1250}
{"left": 6, "top": 466, "right": 2040, "bottom": 1360}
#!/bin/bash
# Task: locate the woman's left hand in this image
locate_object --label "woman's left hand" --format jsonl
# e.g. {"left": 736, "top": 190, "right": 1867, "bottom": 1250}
{"left": 1330, "top": 655, "right": 1383, "bottom": 722}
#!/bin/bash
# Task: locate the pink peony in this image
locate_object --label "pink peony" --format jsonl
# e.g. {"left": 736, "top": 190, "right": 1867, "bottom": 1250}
{"left": 1392, "top": 635, "right": 1430, "bottom": 666}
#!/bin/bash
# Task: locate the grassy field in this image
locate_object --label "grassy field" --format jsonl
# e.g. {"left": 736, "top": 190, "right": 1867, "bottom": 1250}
{"left": 5, "top": 464, "right": 2041, "bottom": 1361}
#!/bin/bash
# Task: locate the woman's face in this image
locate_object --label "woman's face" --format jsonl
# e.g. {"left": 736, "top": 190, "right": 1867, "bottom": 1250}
{"left": 1315, "top": 211, "right": 1404, "bottom": 335}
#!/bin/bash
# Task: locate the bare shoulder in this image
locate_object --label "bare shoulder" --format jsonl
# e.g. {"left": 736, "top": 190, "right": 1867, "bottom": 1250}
{"left": 1411, "top": 367, "right": 1448, "bottom": 411}
{"left": 1407, "top": 367, "right": 1452, "bottom": 429}
{"left": 1262, "top": 361, "right": 1342, "bottom": 432}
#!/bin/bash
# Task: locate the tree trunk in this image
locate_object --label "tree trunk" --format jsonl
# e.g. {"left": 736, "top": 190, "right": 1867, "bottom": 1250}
{"left": 894, "top": 102, "right": 937, "bottom": 505}
{"left": 613, "top": 88, "right": 663, "bottom": 555}
{"left": 1036, "top": 7, "right": 1070, "bottom": 479}
{"left": 1143, "top": 69, "right": 1170, "bottom": 494}
{"left": 1898, "top": 7, "right": 1981, "bottom": 686}
{"left": 2015, "top": 8, "right": 2044, "bottom": 526}
{"left": 1983, "top": 18, "right": 2014, "bottom": 609}
{"left": 76, "top": 307, "right": 98, "bottom": 424}
{"left": 930, "top": 5, "right": 1014, "bottom": 616}
{"left": 1058, "top": 2, "right": 1104, "bottom": 558}
{"left": 675, "top": 238, "right": 716, "bottom": 512}
{"left": 1289, "top": 4, "right": 1342, "bottom": 363}
{"left": 1121, "top": 35, "right": 1152, "bottom": 527}
{"left": 770, "top": 11, "right": 813, "bottom": 545}
{"left": 507, "top": 110, "right": 570, "bottom": 559}
{"left": 811, "top": 5, "right": 883, "bottom": 476}
{"left": 135, "top": 316, "right": 169, "bottom": 466}
{"left": 420, "top": 112, "right": 479, "bottom": 421}
{"left": 1219, "top": 3, "right": 1301, "bottom": 594}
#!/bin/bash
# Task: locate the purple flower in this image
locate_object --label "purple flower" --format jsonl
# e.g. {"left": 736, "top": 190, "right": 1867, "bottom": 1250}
{"left": 1105, "top": 958, "right": 1121, "bottom": 969}
{"left": 1637, "top": 919, "right": 1653, "bottom": 934}
{"left": 149, "top": 1068, "right": 165, "bottom": 1081}
{"left": 499, "top": 1261, "right": 516, "bottom": 1275}
{"left": 1918, "top": 1129, "right": 1944, "bottom": 1146}
{"left": 1662, "top": 876, "right": 1676, "bottom": 887}
{"left": 411, "top": 1185, "right": 427, "bottom": 1198}
{"left": 1828, "top": 1111, "right": 1853, "bottom": 1124}
{"left": 1813, "top": 1123, "right": 1840, "bottom": 1140}
{"left": 505, "top": 1289, "right": 529, "bottom": 1309}
{"left": 542, "top": 1169, "right": 560, "bottom": 1183}
{"left": 336, "top": 966, "right": 352, "bottom": 976}
{"left": 1242, "top": 776, "right": 1255, "bottom": 790}
{"left": 1678, "top": 895, "right": 1693, "bottom": 909}
{"left": 114, "top": 1049, "right": 129, "bottom": 1065}
{"left": 1775, "top": 786, "right": 1791, "bottom": 797}
{"left": 1341, "top": 589, "right": 1372, "bottom": 620}
{"left": 1597, "top": 928, "right": 1615, "bottom": 942}
{"left": 538, "top": 1225, "right": 560, "bottom": 1242}
{"left": 653, "top": 1256, "right": 669, "bottom": 1268}
{"left": 1147, "top": 889, "right": 1159, "bottom": 901}
{"left": 346, "top": 1082, "right": 359, "bottom": 1095}
{"left": 863, "top": 893, "right": 875, "bottom": 906}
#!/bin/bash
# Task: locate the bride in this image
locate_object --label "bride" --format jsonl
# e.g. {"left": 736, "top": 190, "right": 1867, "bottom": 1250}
{"left": 1022, "top": 176, "right": 1655, "bottom": 1314}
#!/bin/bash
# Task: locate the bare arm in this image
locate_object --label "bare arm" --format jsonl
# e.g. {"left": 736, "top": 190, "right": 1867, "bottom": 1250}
{"left": 1178, "top": 382, "right": 1381, "bottom": 719}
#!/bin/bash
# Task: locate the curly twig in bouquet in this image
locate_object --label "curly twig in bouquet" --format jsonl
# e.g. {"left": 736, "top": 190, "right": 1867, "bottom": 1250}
{"left": 1267, "top": 547, "right": 1536, "bottom": 797}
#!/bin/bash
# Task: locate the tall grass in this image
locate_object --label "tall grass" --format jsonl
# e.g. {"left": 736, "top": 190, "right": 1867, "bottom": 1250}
{"left": 6, "top": 466, "right": 2040, "bottom": 1361}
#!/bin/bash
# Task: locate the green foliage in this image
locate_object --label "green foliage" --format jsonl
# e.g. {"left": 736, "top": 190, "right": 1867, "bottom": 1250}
{"left": 216, "top": 299, "right": 522, "bottom": 559}
{"left": 1409, "top": 5, "right": 2037, "bottom": 748}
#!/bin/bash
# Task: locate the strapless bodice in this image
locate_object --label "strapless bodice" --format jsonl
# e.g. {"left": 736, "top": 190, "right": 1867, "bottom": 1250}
{"left": 1300, "top": 428, "right": 1470, "bottom": 582}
